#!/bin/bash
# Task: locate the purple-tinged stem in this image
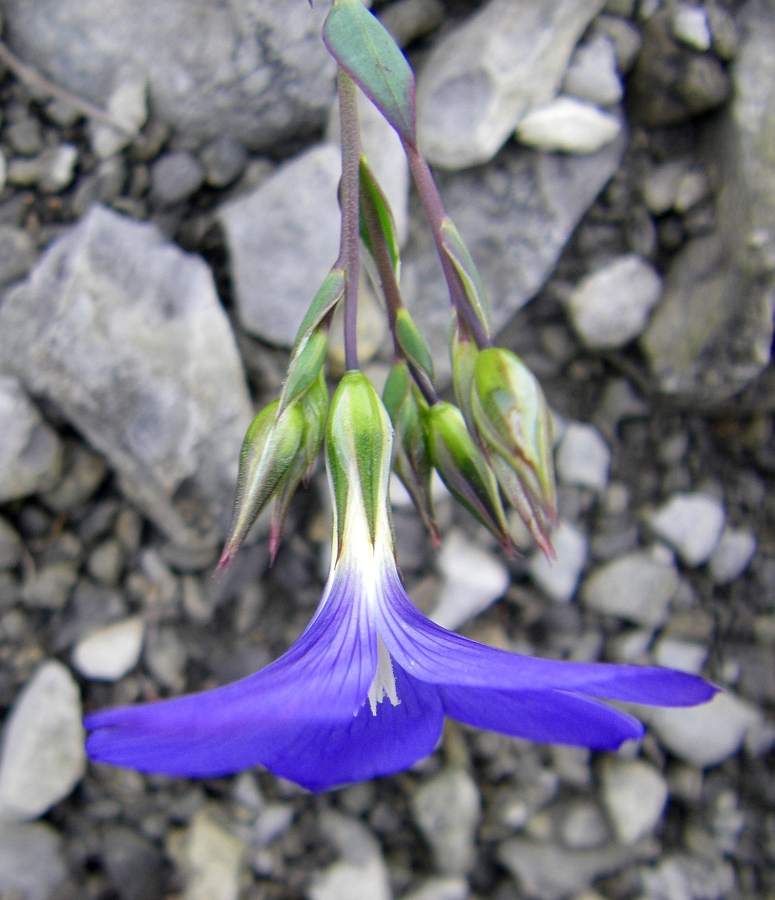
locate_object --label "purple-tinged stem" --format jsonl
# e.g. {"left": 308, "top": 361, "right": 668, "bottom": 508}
{"left": 402, "top": 139, "right": 493, "bottom": 350}
{"left": 337, "top": 67, "right": 362, "bottom": 371}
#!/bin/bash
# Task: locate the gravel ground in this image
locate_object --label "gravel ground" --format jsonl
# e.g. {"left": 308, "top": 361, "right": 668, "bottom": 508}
{"left": 0, "top": 1, "right": 774, "bottom": 899}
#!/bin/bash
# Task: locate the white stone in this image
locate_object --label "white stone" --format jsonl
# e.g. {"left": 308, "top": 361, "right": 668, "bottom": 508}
{"left": 641, "top": 691, "right": 762, "bottom": 768}
{"left": 309, "top": 812, "right": 391, "bottom": 900}
{"left": 90, "top": 74, "right": 148, "bottom": 159}
{"left": 183, "top": 808, "right": 245, "bottom": 900}
{"left": 580, "top": 549, "right": 679, "bottom": 627}
{"left": 555, "top": 422, "right": 611, "bottom": 491}
{"left": 600, "top": 758, "right": 668, "bottom": 845}
{"left": 412, "top": 770, "right": 481, "bottom": 876}
{"left": 565, "top": 255, "right": 663, "bottom": 349}
{"left": 72, "top": 616, "right": 145, "bottom": 682}
{"left": 648, "top": 493, "right": 726, "bottom": 567}
{"left": 652, "top": 637, "right": 707, "bottom": 674}
{"left": 562, "top": 34, "right": 623, "bottom": 106}
{"left": 401, "top": 877, "right": 470, "bottom": 900}
{"left": 528, "top": 520, "right": 588, "bottom": 603}
{"left": 672, "top": 5, "right": 712, "bottom": 50}
{"left": 431, "top": 529, "right": 510, "bottom": 631}
{"left": 416, "top": 0, "right": 608, "bottom": 169}
{"left": 515, "top": 97, "right": 621, "bottom": 155}
{"left": 641, "top": 160, "right": 689, "bottom": 216}
{"left": 708, "top": 528, "right": 757, "bottom": 585}
{"left": 0, "top": 661, "right": 85, "bottom": 822}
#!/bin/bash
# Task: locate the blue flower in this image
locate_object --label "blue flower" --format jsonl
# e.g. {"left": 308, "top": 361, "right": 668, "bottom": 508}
{"left": 84, "top": 374, "right": 716, "bottom": 792}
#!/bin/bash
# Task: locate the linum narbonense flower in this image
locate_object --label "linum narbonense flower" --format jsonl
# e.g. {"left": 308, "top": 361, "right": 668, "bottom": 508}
{"left": 85, "top": 374, "right": 716, "bottom": 792}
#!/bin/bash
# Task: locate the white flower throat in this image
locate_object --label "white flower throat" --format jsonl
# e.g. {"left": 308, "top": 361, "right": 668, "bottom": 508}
{"left": 367, "top": 634, "right": 399, "bottom": 714}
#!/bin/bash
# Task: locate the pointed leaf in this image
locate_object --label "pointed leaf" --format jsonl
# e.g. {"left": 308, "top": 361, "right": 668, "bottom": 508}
{"left": 323, "top": 0, "right": 416, "bottom": 145}
{"left": 395, "top": 308, "right": 435, "bottom": 383}
{"left": 280, "top": 329, "right": 328, "bottom": 412}
{"left": 292, "top": 268, "right": 345, "bottom": 358}
{"left": 440, "top": 218, "right": 492, "bottom": 337}
{"left": 359, "top": 157, "right": 400, "bottom": 275}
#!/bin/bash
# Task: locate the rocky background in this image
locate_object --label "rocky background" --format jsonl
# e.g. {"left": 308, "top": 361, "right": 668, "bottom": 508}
{"left": 0, "top": 0, "right": 774, "bottom": 898}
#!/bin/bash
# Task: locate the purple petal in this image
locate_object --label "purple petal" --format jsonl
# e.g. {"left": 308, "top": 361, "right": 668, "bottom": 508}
{"left": 377, "top": 573, "right": 716, "bottom": 705}
{"left": 270, "top": 665, "right": 444, "bottom": 791}
{"left": 85, "top": 564, "right": 378, "bottom": 778}
{"left": 442, "top": 686, "right": 643, "bottom": 750}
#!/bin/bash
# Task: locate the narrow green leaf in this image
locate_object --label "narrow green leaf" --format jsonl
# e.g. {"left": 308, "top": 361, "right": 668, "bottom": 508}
{"left": 291, "top": 268, "right": 345, "bottom": 357}
{"left": 440, "top": 218, "right": 492, "bottom": 337}
{"left": 280, "top": 329, "right": 328, "bottom": 412}
{"left": 395, "top": 308, "right": 435, "bottom": 383}
{"left": 323, "top": 0, "right": 416, "bottom": 146}
{"left": 359, "top": 158, "right": 400, "bottom": 274}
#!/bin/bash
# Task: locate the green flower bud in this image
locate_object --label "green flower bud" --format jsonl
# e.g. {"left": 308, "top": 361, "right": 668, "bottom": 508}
{"left": 217, "top": 400, "right": 305, "bottom": 573}
{"left": 327, "top": 371, "right": 393, "bottom": 555}
{"left": 423, "top": 401, "right": 512, "bottom": 552}
{"left": 471, "top": 347, "right": 557, "bottom": 556}
{"left": 383, "top": 361, "right": 438, "bottom": 543}
{"left": 449, "top": 313, "right": 479, "bottom": 436}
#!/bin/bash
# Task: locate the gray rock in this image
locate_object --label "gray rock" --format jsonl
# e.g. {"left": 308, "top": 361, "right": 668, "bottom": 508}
{"left": 641, "top": 159, "right": 689, "bottom": 216}
{"left": 7, "top": 117, "right": 43, "bottom": 155}
{"left": 0, "top": 517, "right": 21, "bottom": 570}
{"left": 629, "top": 10, "right": 730, "bottom": 127}
{"left": 563, "top": 34, "right": 623, "bottom": 106}
{"left": 415, "top": 0, "right": 606, "bottom": 169}
{"left": 581, "top": 548, "right": 679, "bottom": 627}
{"left": 200, "top": 136, "right": 248, "bottom": 189}
{"left": 0, "top": 660, "right": 85, "bottom": 822}
{"left": 0, "top": 224, "right": 36, "bottom": 288}
{"left": 0, "top": 205, "right": 252, "bottom": 552}
{"left": 671, "top": 4, "right": 712, "bottom": 51}
{"left": 642, "top": 0, "right": 775, "bottom": 403}
{"left": 403, "top": 133, "right": 626, "bottom": 383}
{"left": 412, "top": 769, "right": 481, "bottom": 876}
{"left": 555, "top": 422, "right": 611, "bottom": 491}
{"left": 150, "top": 151, "right": 206, "bottom": 205}
{"left": 41, "top": 440, "right": 107, "bottom": 513}
{"left": 565, "top": 255, "right": 663, "bottom": 349}
{"left": 21, "top": 561, "right": 79, "bottom": 610}
{"left": 102, "top": 825, "right": 165, "bottom": 900}
{"left": 72, "top": 616, "right": 145, "bottom": 682}
{"left": 219, "top": 143, "right": 340, "bottom": 347}
{"left": 652, "top": 636, "right": 708, "bottom": 674}
{"left": 647, "top": 493, "right": 726, "bottom": 567}
{"left": 593, "top": 14, "right": 643, "bottom": 74}
{"left": 641, "top": 854, "right": 735, "bottom": 900}
{"left": 89, "top": 74, "right": 148, "bottom": 160}
{"left": 7, "top": 144, "right": 79, "bottom": 193}
{"left": 640, "top": 691, "right": 763, "bottom": 768}
{"left": 515, "top": 98, "right": 621, "bottom": 155}
{"left": 600, "top": 758, "right": 668, "bottom": 845}
{"left": 431, "top": 528, "right": 510, "bottom": 631}
{"left": 559, "top": 802, "right": 610, "bottom": 850}
{"left": 179, "top": 806, "right": 245, "bottom": 900}
{"left": 309, "top": 812, "right": 392, "bottom": 900}
{"left": 87, "top": 537, "right": 125, "bottom": 585}
{"left": 379, "top": 0, "right": 445, "bottom": 49}
{"left": 1, "top": 0, "right": 336, "bottom": 150}
{"left": 527, "top": 521, "right": 588, "bottom": 603}
{"left": 497, "top": 838, "right": 656, "bottom": 900}
{"left": 0, "top": 375, "right": 63, "bottom": 502}
{"left": 708, "top": 527, "right": 757, "bottom": 585}
{"left": 401, "top": 878, "right": 470, "bottom": 900}
{"left": 144, "top": 625, "right": 187, "bottom": 690}
{"left": 0, "top": 821, "right": 67, "bottom": 900}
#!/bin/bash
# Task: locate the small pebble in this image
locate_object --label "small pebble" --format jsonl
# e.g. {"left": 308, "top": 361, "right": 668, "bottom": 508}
{"left": 647, "top": 492, "right": 726, "bottom": 567}
{"left": 559, "top": 802, "right": 610, "bottom": 850}
{"left": 708, "top": 527, "right": 756, "bottom": 585}
{"left": 516, "top": 97, "right": 621, "bottom": 155}
{"left": 0, "top": 821, "right": 67, "bottom": 900}
{"left": 555, "top": 422, "right": 611, "bottom": 491}
{"left": 0, "top": 661, "right": 85, "bottom": 822}
{"left": 310, "top": 812, "right": 391, "bottom": 900}
{"left": 150, "top": 151, "right": 205, "bottom": 205}
{"left": 400, "top": 877, "right": 470, "bottom": 900}
{"left": 179, "top": 806, "right": 246, "bottom": 900}
{"left": 642, "top": 159, "right": 689, "bottom": 215}
{"left": 200, "top": 136, "right": 248, "bottom": 188}
{"left": 671, "top": 4, "right": 712, "bottom": 50}
{"left": 527, "top": 521, "right": 588, "bottom": 603}
{"left": 431, "top": 529, "right": 510, "bottom": 631}
{"left": 562, "top": 35, "right": 623, "bottom": 106}
{"left": 378, "top": 0, "right": 445, "bottom": 47}
{"left": 412, "top": 769, "right": 481, "bottom": 876}
{"left": 0, "top": 518, "right": 21, "bottom": 570}
{"left": 21, "top": 561, "right": 78, "bottom": 610}
{"left": 87, "top": 537, "right": 125, "bottom": 585}
{"left": 600, "top": 758, "right": 668, "bottom": 845}
{"left": 652, "top": 636, "right": 707, "bottom": 674}
{"left": 72, "top": 616, "right": 145, "bottom": 682}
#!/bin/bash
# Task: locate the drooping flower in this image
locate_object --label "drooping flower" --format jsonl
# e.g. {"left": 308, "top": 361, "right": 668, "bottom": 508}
{"left": 85, "top": 373, "right": 716, "bottom": 792}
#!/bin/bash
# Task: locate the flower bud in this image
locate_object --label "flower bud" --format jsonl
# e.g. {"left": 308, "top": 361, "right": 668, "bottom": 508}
{"left": 471, "top": 347, "right": 557, "bottom": 556}
{"left": 383, "top": 361, "right": 437, "bottom": 543}
{"left": 449, "top": 312, "right": 479, "bottom": 435}
{"left": 327, "top": 371, "right": 393, "bottom": 556}
{"left": 423, "top": 401, "right": 512, "bottom": 552}
{"left": 217, "top": 400, "right": 305, "bottom": 573}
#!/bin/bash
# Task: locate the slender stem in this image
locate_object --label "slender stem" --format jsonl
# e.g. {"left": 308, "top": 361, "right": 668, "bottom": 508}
{"left": 337, "top": 68, "right": 362, "bottom": 372}
{"left": 403, "top": 139, "right": 492, "bottom": 350}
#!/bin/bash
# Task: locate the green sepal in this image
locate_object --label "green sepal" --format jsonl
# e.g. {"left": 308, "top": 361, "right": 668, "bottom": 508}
{"left": 359, "top": 157, "right": 400, "bottom": 276}
{"left": 323, "top": 0, "right": 417, "bottom": 146}
{"left": 423, "top": 401, "right": 512, "bottom": 551}
{"left": 327, "top": 371, "right": 393, "bottom": 553}
{"left": 269, "top": 371, "right": 330, "bottom": 562}
{"left": 395, "top": 307, "right": 435, "bottom": 384}
{"left": 217, "top": 400, "right": 305, "bottom": 573}
{"left": 292, "top": 268, "right": 345, "bottom": 356}
{"left": 449, "top": 312, "right": 479, "bottom": 436}
{"left": 383, "top": 362, "right": 438, "bottom": 542}
{"left": 440, "top": 218, "right": 492, "bottom": 338}
{"left": 471, "top": 347, "right": 557, "bottom": 555}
